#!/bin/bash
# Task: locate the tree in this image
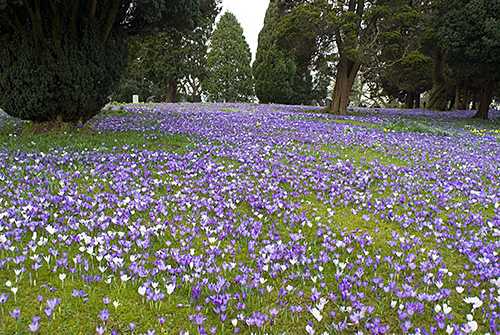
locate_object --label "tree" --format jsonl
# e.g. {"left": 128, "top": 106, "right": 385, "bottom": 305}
{"left": 203, "top": 12, "right": 254, "bottom": 102}
{"left": 366, "top": 2, "right": 433, "bottom": 109}
{"left": 115, "top": 0, "right": 221, "bottom": 103}
{"left": 253, "top": 1, "right": 297, "bottom": 104}
{"left": 0, "top": 0, "right": 201, "bottom": 123}
{"left": 436, "top": 0, "right": 500, "bottom": 119}
{"left": 317, "top": 0, "right": 418, "bottom": 114}
{"left": 254, "top": 0, "right": 331, "bottom": 105}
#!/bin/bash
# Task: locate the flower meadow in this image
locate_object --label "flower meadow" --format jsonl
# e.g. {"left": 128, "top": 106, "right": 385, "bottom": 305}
{"left": 0, "top": 104, "right": 498, "bottom": 334}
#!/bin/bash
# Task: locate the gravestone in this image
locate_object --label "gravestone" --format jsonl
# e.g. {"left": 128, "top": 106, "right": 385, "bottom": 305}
{"left": 132, "top": 95, "right": 139, "bottom": 104}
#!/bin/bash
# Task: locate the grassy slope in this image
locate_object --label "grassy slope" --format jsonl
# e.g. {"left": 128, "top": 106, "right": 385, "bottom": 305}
{"left": 0, "top": 111, "right": 495, "bottom": 334}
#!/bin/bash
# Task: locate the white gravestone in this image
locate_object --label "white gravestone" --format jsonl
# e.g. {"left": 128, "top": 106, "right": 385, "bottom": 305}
{"left": 132, "top": 95, "right": 139, "bottom": 104}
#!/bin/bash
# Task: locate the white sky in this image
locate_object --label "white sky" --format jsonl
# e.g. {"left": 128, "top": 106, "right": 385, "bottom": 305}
{"left": 220, "top": 0, "right": 269, "bottom": 59}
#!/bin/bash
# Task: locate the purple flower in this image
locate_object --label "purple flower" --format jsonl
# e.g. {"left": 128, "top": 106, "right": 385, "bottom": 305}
{"left": 96, "top": 325, "right": 105, "bottom": 335}
{"left": 28, "top": 316, "right": 41, "bottom": 333}
{"left": 99, "top": 309, "right": 110, "bottom": 322}
{"left": 190, "top": 313, "right": 206, "bottom": 326}
{"left": 0, "top": 293, "right": 9, "bottom": 304}
{"left": 9, "top": 308, "right": 20, "bottom": 320}
{"left": 129, "top": 322, "right": 136, "bottom": 332}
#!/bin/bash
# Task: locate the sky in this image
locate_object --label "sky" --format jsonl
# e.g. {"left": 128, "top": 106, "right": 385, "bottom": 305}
{"left": 220, "top": 0, "right": 269, "bottom": 58}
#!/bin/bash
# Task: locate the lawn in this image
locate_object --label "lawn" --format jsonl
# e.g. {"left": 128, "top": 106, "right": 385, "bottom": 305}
{"left": 0, "top": 104, "right": 498, "bottom": 334}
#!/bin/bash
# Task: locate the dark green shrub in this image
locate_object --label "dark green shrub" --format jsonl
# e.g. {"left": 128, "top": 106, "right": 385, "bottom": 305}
{"left": 0, "top": 27, "right": 127, "bottom": 123}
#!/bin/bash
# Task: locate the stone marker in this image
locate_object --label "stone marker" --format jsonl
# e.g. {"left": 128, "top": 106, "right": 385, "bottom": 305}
{"left": 133, "top": 95, "right": 139, "bottom": 104}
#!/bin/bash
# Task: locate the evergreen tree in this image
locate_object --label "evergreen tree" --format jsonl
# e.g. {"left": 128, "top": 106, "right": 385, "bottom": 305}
{"left": 254, "top": 0, "right": 327, "bottom": 105}
{"left": 366, "top": 2, "right": 433, "bottom": 108}
{"left": 115, "top": 0, "right": 221, "bottom": 103}
{"left": 254, "top": 1, "right": 296, "bottom": 104}
{"left": 203, "top": 12, "right": 254, "bottom": 102}
{"left": 436, "top": 0, "right": 500, "bottom": 119}
{"left": 0, "top": 0, "right": 201, "bottom": 123}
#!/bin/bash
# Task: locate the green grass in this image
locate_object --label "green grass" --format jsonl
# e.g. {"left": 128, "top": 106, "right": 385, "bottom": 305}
{"left": 324, "top": 144, "right": 408, "bottom": 167}
{"left": 383, "top": 119, "right": 456, "bottom": 136}
{"left": 0, "top": 124, "right": 192, "bottom": 153}
{"left": 0, "top": 112, "right": 495, "bottom": 334}
{"left": 100, "top": 108, "right": 133, "bottom": 117}
{"left": 220, "top": 108, "right": 240, "bottom": 113}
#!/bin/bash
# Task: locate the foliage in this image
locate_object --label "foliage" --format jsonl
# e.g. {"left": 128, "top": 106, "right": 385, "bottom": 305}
{"left": 114, "top": 0, "right": 221, "bottom": 103}
{"left": 112, "top": 78, "right": 164, "bottom": 103}
{"left": 253, "top": 1, "right": 297, "bottom": 104}
{"left": 203, "top": 12, "right": 254, "bottom": 102}
{"left": 254, "top": 0, "right": 331, "bottom": 105}
{"left": 0, "top": 0, "right": 202, "bottom": 122}
{"left": 436, "top": 0, "right": 500, "bottom": 118}
{"left": 294, "top": 0, "right": 422, "bottom": 114}
{"left": 365, "top": 3, "right": 433, "bottom": 108}
{"left": 0, "top": 27, "right": 127, "bottom": 123}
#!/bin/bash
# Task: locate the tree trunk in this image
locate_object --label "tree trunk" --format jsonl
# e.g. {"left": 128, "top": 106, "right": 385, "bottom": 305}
{"left": 414, "top": 93, "right": 421, "bottom": 109}
{"left": 474, "top": 84, "right": 493, "bottom": 119}
{"left": 405, "top": 92, "right": 415, "bottom": 109}
{"left": 428, "top": 48, "right": 448, "bottom": 111}
{"left": 464, "top": 89, "right": 472, "bottom": 110}
{"left": 448, "top": 95, "right": 455, "bottom": 111}
{"left": 455, "top": 82, "right": 468, "bottom": 110}
{"left": 166, "top": 79, "right": 178, "bottom": 103}
{"left": 330, "top": 58, "right": 360, "bottom": 115}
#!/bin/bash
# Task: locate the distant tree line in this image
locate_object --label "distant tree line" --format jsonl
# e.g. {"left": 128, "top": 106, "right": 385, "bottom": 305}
{"left": 0, "top": 0, "right": 499, "bottom": 122}
{"left": 252, "top": 0, "right": 500, "bottom": 119}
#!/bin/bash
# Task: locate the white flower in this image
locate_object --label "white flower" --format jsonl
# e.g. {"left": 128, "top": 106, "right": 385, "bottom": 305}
{"left": 434, "top": 304, "right": 442, "bottom": 313}
{"left": 166, "top": 283, "right": 175, "bottom": 295}
{"left": 46, "top": 225, "right": 56, "bottom": 235}
{"left": 120, "top": 274, "right": 130, "bottom": 282}
{"left": 456, "top": 286, "right": 465, "bottom": 294}
{"left": 231, "top": 319, "right": 238, "bottom": 327}
{"left": 11, "top": 287, "right": 18, "bottom": 295}
{"left": 310, "top": 307, "right": 323, "bottom": 322}
{"left": 59, "top": 273, "right": 66, "bottom": 281}
{"left": 113, "top": 300, "right": 120, "bottom": 309}
{"left": 5, "top": 280, "right": 12, "bottom": 287}
{"left": 443, "top": 303, "right": 452, "bottom": 314}
{"left": 317, "top": 297, "right": 328, "bottom": 311}
{"left": 305, "top": 324, "right": 315, "bottom": 335}
{"left": 464, "top": 320, "right": 478, "bottom": 333}
{"left": 463, "top": 297, "right": 483, "bottom": 309}
{"left": 138, "top": 286, "right": 146, "bottom": 296}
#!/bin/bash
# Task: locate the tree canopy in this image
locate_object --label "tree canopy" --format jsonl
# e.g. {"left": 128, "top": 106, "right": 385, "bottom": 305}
{"left": 114, "top": 0, "right": 221, "bottom": 103}
{"left": 254, "top": 0, "right": 331, "bottom": 105}
{"left": 203, "top": 12, "right": 254, "bottom": 103}
{"left": 435, "top": 0, "right": 500, "bottom": 118}
{"left": 0, "top": 0, "right": 202, "bottom": 123}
